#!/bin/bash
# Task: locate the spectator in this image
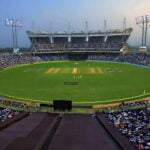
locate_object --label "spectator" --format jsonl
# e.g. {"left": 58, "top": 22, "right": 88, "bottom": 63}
{"left": 108, "top": 109, "right": 150, "bottom": 150}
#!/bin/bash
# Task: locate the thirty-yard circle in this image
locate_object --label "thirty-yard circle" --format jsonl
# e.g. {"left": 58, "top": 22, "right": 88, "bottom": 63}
{"left": 0, "top": 61, "right": 150, "bottom": 104}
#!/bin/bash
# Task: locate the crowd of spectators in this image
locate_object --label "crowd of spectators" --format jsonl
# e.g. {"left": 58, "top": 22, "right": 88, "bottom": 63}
{"left": 108, "top": 109, "right": 150, "bottom": 149}
{"left": 0, "top": 97, "right": 28, "bottom": 108}
{"left": 32, "top": 35, "right": 124, "bottom": 51}
{"left": 88, "top": 52, "right": 150, "bottom": 66}
{"left": 106, "top": 36, "right": 123, "bottom": 49}
{"left": 1, "top": 52, "right": 150, "bottom": 69}
{"left": 0, "top": 107, "right": 20, "bottom": 123}
{"left": 87, "top": 54, "right": 118, "bottom": 61}
{"left": 0, "top": 54, "right": 42, "bottom": 69}
{"left": 40, "top": 54, "right": 68, "bottom": 61}
{"left": 116, "top": 52, "right": 150, "bottom": 66}
{"left": 121, "top": 100, "right": 149, "bottom": 111}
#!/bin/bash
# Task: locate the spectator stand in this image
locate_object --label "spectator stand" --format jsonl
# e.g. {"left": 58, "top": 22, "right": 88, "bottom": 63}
{"left": 107, "top": 108, "right": 150, "bottom": 149}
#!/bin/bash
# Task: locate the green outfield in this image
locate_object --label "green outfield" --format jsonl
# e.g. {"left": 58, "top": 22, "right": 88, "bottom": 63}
{"left": 0, "top": 61, "right": 150, "bottom": 105}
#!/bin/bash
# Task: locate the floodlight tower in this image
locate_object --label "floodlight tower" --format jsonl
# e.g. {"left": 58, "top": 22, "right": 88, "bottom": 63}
{"left": 49, "top": 21, "right": 53, "bottom": 33}
{"left": 14, "top": 20, "right": 22, "bottom": 49}
{"left": 123, "top": 18, "right": 127, "bottom": 30}
{"left": 85, "top": 21, "right": 89, "bottom": 42}
{"left": 136, "top": 15, "right": 150, "bottom": 47}
{"left": 67, "top": 22, "right": 71, "bottom": 34}
{"left": 67, "top": 22, "right": 71, "bottom": 48}
{"left": 122, "top": 18, "right": 127, "bottom": 43}
{"left": 5, "top": 18, "right": 22, "bottom": 53}
{"left": 104, "top": 20, "right": 108, "bottom": 48}
{"left": 85, "top": 21, "right": 88, "bottom": 33}
{"left": 104, "top": 20, "right": 107, "bottom": 33}
{"left": 5, "top": 19, "right": 15, "bottom": 49}
{"left": 30, "top": 20, "right": 36, "bottom": 55}
{"left": 31, "top": 20, "right": 35, "bottom": 31}
{"left": 49, "top": 21, "right": 53, "bottom": 49}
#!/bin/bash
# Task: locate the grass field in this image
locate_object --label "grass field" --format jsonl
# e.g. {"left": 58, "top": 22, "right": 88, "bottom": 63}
{"left": 0, "top": 61, "right": 150, "bottom": 105}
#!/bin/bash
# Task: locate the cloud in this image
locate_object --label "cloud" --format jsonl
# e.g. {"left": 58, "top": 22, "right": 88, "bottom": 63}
{"left": 134, "top": 0, "right": 150, "bottom": 16}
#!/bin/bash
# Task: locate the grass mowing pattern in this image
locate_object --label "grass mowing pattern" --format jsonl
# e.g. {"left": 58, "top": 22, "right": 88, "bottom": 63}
{"left": 0, "top": 61, "right": 150, "bottom": 105}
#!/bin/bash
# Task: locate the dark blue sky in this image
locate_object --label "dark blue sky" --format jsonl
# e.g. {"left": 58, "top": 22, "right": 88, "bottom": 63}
{"left": 0, "top": 0, "right": 150, "bottom": 48}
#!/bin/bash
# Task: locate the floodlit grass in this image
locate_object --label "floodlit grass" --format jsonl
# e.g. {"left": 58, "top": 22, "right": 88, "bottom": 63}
{"left": 0, "top": 61, "right": 150, "bottom": 105}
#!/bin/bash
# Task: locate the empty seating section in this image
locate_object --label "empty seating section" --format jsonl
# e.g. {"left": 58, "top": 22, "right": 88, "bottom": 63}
{"left": 0, "top": 112, "right": 136, "bottom": 150}
{"left": 0, "top": 113, "right": 50, "bottom": 149}
{"left": 48, "top": 114, "right": 119, "bottom": 150}
{"left": 5, "top": 113, "right": 58, "bottom": 150}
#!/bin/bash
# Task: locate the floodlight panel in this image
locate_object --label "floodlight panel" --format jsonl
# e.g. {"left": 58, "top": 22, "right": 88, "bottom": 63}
{"left": 15, "top": 20, "right": 22, "bottom": 27}
{"left": 136, "top": 15, "right": 150, "bottom": 24}
{"left": 5, "top": 18, "right": 14, "bottom": 26}
{"left": 5, "top": 18, "right": 22, "bottom": 27}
